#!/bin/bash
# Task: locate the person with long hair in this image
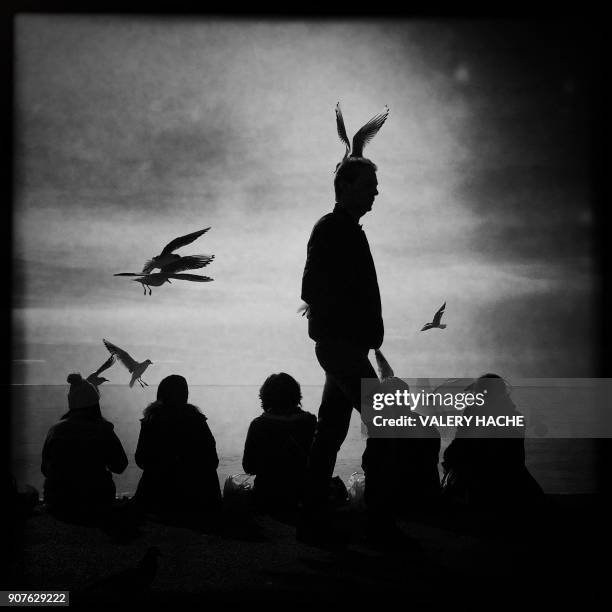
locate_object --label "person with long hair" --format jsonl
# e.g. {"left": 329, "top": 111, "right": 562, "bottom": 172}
{"left": 242, "top": 373, "right": 316, "bottom": 516}
{"left": 442, "top": 373, "right": 543, "bottom": 507}
{"left": 134, "top": 374, "right": 221, "bottom": 526}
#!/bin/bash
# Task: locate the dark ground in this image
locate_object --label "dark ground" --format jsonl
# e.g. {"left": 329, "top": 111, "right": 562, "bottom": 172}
{"left": 5, "top": 494, "right": 609, "bottom": 609}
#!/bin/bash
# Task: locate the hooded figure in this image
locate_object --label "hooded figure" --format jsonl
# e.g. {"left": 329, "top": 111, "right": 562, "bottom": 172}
{"left": 442, "top": 374, "right": 543, "bottom": 506}
{"left": 362, "top": 351, "right": 441, "bottom": 516}
{"left": 134, "top": 375, "right": 221, "bottom": 522}
{"left": 243, "top": 373, "right": 316, "bottom": 514}
{"left": 41, "top": 373, "right": 128, "bottom": 521}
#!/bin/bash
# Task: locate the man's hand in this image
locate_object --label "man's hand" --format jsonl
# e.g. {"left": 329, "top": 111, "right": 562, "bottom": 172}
{"left": 297, "top": 302, "right": 311, "bottom": 318}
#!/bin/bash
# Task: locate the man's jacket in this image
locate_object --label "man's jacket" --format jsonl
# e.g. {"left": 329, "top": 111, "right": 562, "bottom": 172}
{"left": 301, "top": 204, "right": 383, "bottom": 349}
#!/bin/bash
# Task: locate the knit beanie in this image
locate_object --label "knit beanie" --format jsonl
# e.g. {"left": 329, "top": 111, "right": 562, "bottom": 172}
{"left": 67, "top": 373, "right": 100, "bottom": 410}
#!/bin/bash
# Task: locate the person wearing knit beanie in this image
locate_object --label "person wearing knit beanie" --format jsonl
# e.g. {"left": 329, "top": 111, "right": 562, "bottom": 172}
{"left": 67, "top": 373, "right": 100, "bottom": 411}
{"left": 41, "top": 372, "right": 128, "bottom": 522}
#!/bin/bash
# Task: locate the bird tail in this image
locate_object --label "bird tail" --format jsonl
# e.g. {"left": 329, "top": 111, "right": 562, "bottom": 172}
{"left": 439, "top": 324, "right": 447, "bottom": 329}
{"left": 129, "top": 377, "right": 136, "bottom": 388}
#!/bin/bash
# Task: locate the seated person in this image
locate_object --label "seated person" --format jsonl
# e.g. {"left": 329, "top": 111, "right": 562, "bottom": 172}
{"left": 362, "top": 370, "right": 441, "bottom": 517}
{"left": 242, "top": 373, "right": 316, "bottom": 514}
{"left": 41, "top": 373, "right": 128, "bottom": 523}
{"left": 134, "top": 374, "right": 222, "bottom": 525}
{"left": 442, "top": 373, "right": 543, "bottom": 507}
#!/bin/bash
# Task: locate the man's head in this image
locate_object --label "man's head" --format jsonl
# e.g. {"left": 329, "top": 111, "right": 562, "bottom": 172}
{"left": 334, "top": 158, "right": 379, "bottom": 219}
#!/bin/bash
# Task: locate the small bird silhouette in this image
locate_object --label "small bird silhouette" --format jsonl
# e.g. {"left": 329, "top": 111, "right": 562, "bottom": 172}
{"left": 102, "top": 339, "right": 152, "bottom": 388}
{"left": 142, "top": 228, "right": 213, "bottom": 274}
{"left": 85, "top": 547, "right": 161, "bottom": 595}
{"left": 420, "top": 302, "right": 447, "bottom": 331}
{"left": 86, "top": 354, "right": 116, "bottom": 387}
{"left": 114, "top": 271, "right": 213, "bottom": 295}
{"left": 335, "top": 102, "right": 389, "bottom": 165}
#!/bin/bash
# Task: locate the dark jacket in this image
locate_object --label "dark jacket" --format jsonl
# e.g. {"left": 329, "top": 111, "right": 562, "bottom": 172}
{"left": 301, "top": 205, "right": 383, "bottom": 349}
{"left": 41, "top": 406, "right": 128, "bottom": 512}
{"left": 242, "top": 409, "right": 316, "bottom": 509}
{"left": 134, "top": 401, "right": 221, "bottom": 514}
{"left": 442, "top": 395, "right": 543, "bottom": 503}
{"left": 362, "top": 376, "right": 441, "bottom": 512}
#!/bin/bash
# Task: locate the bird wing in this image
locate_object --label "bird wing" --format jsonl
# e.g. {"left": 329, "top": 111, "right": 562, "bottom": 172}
{"left": 115, "top": 272, "right": 146, "bottom": 277}
{"left": 94, "top": 354, "right": 116, "bottom": 376}
{"left": 141, "top": 259, "right": 157, "bottom": 274}
{"left": 432, "top": 302, "right": 446, "bottom": 325}
{"left": 160, "top": 255, "right": 215, "bottom": 274}
{"left": 335, "top": 102, "right": 351, "bottom": 159}
{"left": 351, "top": 105, "right": 389, "bottom": 158}
{"left": 374, "top": 349, "right": 395, "bottom": 380}
{"left": 103, "top": 339, "right": 139, "bottom": 372}
{"left": 160, "top": 228, "right": 210, "bottom": 255}
{"left": 166, "top": 273, "right": 214, "bottom": 282}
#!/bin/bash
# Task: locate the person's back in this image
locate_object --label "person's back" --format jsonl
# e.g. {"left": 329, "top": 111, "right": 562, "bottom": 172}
{"left": 134, "top": 375, "right": 221, "bottom": 519}
{"left": 243, "top": 373, "right": 316, "bottom": 512}
{"left": 41, "top": 373, "right": 128, "bottom": 520}
{"left": 302, "top": 207, "right": 383, "bottom": 349}
{"left": 442, "top": 374, "right": 543, "bottom": 506}
{"left": 362, "top": 373, "right": 441, "bottom": 514}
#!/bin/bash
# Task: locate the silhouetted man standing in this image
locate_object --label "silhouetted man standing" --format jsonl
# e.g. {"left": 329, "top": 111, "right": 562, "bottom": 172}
{"left": 298, "top": 104, "right": 401, "bottom": 548}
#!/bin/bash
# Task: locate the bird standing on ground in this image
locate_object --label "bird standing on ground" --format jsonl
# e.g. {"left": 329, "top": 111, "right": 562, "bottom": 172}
{"left": 102, "top": 339, "right": 153, "bottom": 388}
{"left": 420, "top": 302, "right": 447, "bottom": 331}
{"left": 86, "top": 354, "right": 116, "bottom": 387}
{"left": 142, "top": 228, "right": 213, "bottom": 274}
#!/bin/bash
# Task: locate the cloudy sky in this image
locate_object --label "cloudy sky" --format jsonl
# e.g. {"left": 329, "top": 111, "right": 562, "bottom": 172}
{"left": 12, "top": 17, "right": 596, "bottom": 386}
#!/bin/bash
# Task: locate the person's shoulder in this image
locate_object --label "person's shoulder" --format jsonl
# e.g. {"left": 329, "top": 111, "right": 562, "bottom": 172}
{"left": 311, "top": 210, "right": 342, "bottom": 235}
{"left": 248, "top": 414, "right": 268, "bottom": 428}
{"left": 46, "top": 421, "right": 64, "bottom": 436}
{"left": 185, "top": 404, "right": 208, "bottom": 422}
{"left": 298, "top": 409, "right": 317, "bottom": 422}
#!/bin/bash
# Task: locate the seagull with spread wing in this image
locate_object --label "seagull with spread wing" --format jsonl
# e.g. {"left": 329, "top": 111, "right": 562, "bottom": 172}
{"left": 142, "top": 227, "right": 213, "bottom": 274}
{"left": 334, "top": 102, "right": 389, "bottom": 168}
{"left": 420, "top": 302, "right": 447, "bottom": 332}
{"left": 86, "top": 354, "right": 116, "bottom": 387}
{"left": 114, "top": 270, "right": 214, "bottom": 295}
{"left": 103, "top": 339, "right": 153, "bottom": 388}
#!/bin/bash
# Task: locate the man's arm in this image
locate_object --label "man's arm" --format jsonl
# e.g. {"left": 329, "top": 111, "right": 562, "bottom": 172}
{"left": 301, "top": 219, "right": 353, "bottom": 317}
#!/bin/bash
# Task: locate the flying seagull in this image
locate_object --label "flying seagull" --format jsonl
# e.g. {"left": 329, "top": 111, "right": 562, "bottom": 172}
{"left": 102, "top": 339, "right": 153, "bottom": 388}
{"left": 142, "top": 228, "right": 213, "bottom": 274}
{"left": 86, "top": 354, "right": 116, "bottom": 387}
{"left": 420, "top": 302, "right": 447, "bottom": 332}
{"left": 114, "top": 271, "right": 214, "bottom": 295}
{"left": 335, "top": 102, "right": 390, "bottom": 164}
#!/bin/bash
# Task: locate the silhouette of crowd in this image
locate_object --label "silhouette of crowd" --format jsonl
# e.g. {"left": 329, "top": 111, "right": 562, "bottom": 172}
{"left": 12, "top": 103, "right": 545, "bottom": 554}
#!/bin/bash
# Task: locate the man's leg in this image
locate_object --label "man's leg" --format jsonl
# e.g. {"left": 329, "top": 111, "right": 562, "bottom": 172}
{"left": 302, "top": 340, "right": 378, "bottom": 509}
{"left": 303, "top": 371, "right": 355, "bottom": 511}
